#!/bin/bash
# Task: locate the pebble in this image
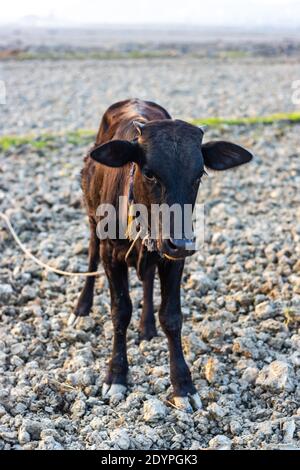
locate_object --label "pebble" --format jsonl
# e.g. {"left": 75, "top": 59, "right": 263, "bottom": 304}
{"left": 186, "top": 272, "right": 214, "bottom": 295}
{"left": 254, "top": 301, "right": 276, "bottom": 320}
{"left": 70, "top": 400, "right": 86, "bottom": 418}
{"left": 109, "top": 428, "right": 131, "bottom": 450}
{"left": 204, "top": 357, "right": 219, "bottom": 384}
{"left": 90, "top": 417, "right": 103, "bottom": 431}
{"left": 256, "top": 361, "right": 294, "bottom": 392}
{"left": 18, "top": 429, "right": 31, "bottom": 445}
{"left": 143, "top": 399, "right": 167, "bottom": 422}
{"left": 241, "top": 367, "right": 259, "bottom": 384}
{"left": 0, "top": 284, "right": 13, "bottom": 303}
{"left": 38, "top": 436, "right": 64, "bottom": 450}
{"left": 229, "top": 420, "right": 242, "bottom": 436}
{"left": 209, "top": 435, "right": 232, "bottom": 450}
{"left": 21, "top": 420, "right": 42, "bottom": 440}
{"left": 207, "top": 403, "right": 227, "bottom": 419}
{"left": 282, "top": 420, "right": 296, "bottom": 443}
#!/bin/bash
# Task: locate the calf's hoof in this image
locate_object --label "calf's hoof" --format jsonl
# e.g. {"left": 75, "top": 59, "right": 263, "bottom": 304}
{"left": 74, "top": 301, "right": 92, "bottom": 317}
{"left": 138, "top": 325, "right": 158, "bottom": 342}
{"left": 171, "top": 393, "right": 202, "bottom": 413}
{"left": 102, "top": 383, "right": 127, "bottom": 399}
{"left": 67, "top": 313, "right": 93, "bottom": 330}
{"left": 67, "top": 313, "right": 79, "bottom": 327}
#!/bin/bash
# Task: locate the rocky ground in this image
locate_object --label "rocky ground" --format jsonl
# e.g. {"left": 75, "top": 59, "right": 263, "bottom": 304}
{"left": 1, "top": 57, "right": 300, "bottom": 135}
{"left": 0, "top": 56, "right": 300, "bottom": 450}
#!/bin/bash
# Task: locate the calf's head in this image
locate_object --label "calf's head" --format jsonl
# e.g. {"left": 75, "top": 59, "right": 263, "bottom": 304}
{"left": 90, "top": 120, "right": 252, "bottom": 259}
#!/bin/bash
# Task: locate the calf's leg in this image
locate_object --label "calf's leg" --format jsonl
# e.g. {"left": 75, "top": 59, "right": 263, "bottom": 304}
{"left": 69, "top": 218, "right": 99, "bottom": 326}
{"left": 102, "top": 246, "right": 132, "bottom": 398}
{"left": 158, "top": 260, "right": 202, "bottom": 412}
{"left": 74, "top": 218, "right": 100, "bottom": 316}
{"left": 139, "top": 265, "right": 157, "bottom": 341}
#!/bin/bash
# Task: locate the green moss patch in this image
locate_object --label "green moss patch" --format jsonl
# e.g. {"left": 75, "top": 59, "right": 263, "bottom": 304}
{"left": 1, "top": 113, "right": 299, "bottom": 152}
{"left": 191, "top": 112, "right": 300, "bottom": 127}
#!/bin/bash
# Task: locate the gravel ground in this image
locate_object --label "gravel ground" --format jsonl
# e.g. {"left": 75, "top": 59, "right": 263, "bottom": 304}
{"left": 0, "top": 115, "right": 299, "bottom": 449}
{"left": 1, "top": 57, "right": 300, "bottom": 135}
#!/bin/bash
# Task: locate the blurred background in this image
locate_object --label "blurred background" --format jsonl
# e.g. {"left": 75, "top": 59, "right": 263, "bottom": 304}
{"left": 0, "top": 0, "right": 299, "bottom": 134}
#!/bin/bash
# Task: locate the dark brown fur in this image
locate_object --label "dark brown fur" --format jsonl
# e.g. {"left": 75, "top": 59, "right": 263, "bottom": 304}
{"left": 75, "top": 98, "right": 252, "bottom": 408}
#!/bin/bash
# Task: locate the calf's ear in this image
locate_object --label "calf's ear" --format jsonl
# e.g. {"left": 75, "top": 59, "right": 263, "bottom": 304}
{"left": 90, "top": 140, "right": 142, "bottom": 167}
{"left": 202, "top": 141, "right": 253, "bottom": 170}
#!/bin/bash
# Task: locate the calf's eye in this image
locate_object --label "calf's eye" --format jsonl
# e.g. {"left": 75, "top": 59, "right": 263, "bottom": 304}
{"left": 143, "top": 169, "right": 157, "bottom": 182}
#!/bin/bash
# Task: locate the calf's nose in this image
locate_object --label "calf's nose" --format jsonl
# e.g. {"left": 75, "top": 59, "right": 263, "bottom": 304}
{"left": 162, "top": 237, "right": 196, "bottom": 260}
{"left": 168, "top": 238, "right": 195, "bottom": 251}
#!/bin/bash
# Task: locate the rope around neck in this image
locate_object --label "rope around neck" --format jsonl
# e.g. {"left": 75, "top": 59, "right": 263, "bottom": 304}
{"left": 124, "top": 227, "right": 143, "bottom": 262}
{"left": 0, "top": 212, "right": 100, "bottom": 277}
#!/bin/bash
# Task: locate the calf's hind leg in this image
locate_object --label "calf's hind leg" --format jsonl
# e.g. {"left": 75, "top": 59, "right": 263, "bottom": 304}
{"left": 102, "top": 246, "right": 132, "bottom": 398}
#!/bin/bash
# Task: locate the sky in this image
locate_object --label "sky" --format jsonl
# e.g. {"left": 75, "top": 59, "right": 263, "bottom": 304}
{"left": 1, "top": 0, "right": 300, "bottom": 27}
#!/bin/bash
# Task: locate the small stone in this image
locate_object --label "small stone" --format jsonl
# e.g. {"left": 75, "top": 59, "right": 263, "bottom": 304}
{"left": 189, "top": 441, "right": 201, "bottom": 450}
{"left": 226, "top": 300, "right": 237, "bottom": 313}
{"left": 257, "top": 421, "right": 273, "bottom": 436}
{"left": 271, "top": 444, "right": 300, "bottom": 450}
{"left": 21, "top": 420, "right": 42, "bottom": 440}
{"left": 110, "top": 392, "right": 126, "bottom": 405}
{"left": 0, "top": 405, "right": 6, "bottom": 417}
{"left": 256, "top": 361, "right": 294, "bottom": 392}
{"left": 38, "top": 436, "right": 64, "bottom": 450}
{"left": 73, "top": 242, "right": 86, "bottom": 255}
{"left": 75, "top": 317, "right": 95, "bottom": 331}
{"left": 282, "top": 420, "right": 296, "bottom": 443}
{"left": 199, "top": 320, "right": 224, "bottom": 342}
{"left": 20, "top": 285, "right": 38, "bottom": 302}
{"left": 103, "top": 321, "right": 113, "bottom": 340}
{"left": 186, "top": 272, "right": 214, "bottom": 295}
{"left": 143, "top": 398, "right": 167, "bottom": 422}
{"left": 291, "top": 334, "right": 300, "bottom": 350}
{"left": 40, "top": 429, "right": 60, "bottom": 441}
{"left": 0, "top": 430, "right": 17, "bottom": 442}
{"left": 204, "top": 357, "right": 220, "bottom": 384}
{"left": 241, "top": 367, "right": 259, "bottom": 384}
{"left": 0, "top": 284, "right": 13, "bottom": 302}
{"left": 209, "top": 435, "right": 232, "bottom": 450}
{"left": 254, "top": 301, "right": 276, "bottom": 320}
{"left": 150, "top": 366, "right": 168, "bottom": 377}
{"left": 260, "top": 319, "right": 287, "bottom": 333}
{"left": 110, "top": 428, "right": 131, "bottom": 450}
{"left": 229, "top": 420, "right": 242, "bottom": 435}
{"left": 90, "top": 417, "right": 103, "bottom": 431}
{"left": 68, "top": 368, "right": 95, "bottom": 387}
{"left": 232, "top": 337, "right": 256, "bottom": 358}
{"left": 70, "top": 399, "right": 86, "bottom": 418}
{"left": 18, "top": 429, "right": 30, "bottom": 445}
{"left": 207, "top": 403, "right": 227, "bottom": 418}
{"left": 289, "top": 351, "right": 300, "bottom": 367}
{"left": 234, "top": 293, "right": 253, "bottom": 307}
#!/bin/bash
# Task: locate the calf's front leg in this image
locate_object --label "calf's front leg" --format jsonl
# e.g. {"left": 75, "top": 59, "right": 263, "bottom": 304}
{"left": 158, "top": 260, "right": 202, "bottom": 412}
{"left": 101, "top": 245, "right": 132, "bottom": 399}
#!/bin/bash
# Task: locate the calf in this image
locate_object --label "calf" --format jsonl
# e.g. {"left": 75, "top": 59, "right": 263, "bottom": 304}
{"left": 75, "top": 98, "right": 252, "bottom": 411}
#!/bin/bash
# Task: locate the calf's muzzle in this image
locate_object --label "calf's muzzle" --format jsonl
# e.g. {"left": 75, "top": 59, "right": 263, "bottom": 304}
{"left": 160, "top": 237, "right": 196, "bottom": 260}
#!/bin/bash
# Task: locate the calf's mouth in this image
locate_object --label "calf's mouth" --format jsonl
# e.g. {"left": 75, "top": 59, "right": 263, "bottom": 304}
{"left": 159, "top": 237, "right": 196, "bottom": 261}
